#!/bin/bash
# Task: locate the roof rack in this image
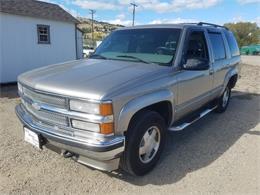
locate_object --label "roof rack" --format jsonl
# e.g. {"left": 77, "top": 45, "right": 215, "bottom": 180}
{"left": 197, "top": 22, "right": 229, "bottom": 30}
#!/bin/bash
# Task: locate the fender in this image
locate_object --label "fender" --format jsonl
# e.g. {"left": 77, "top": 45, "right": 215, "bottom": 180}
{"left": 117, "top": 90, "right": 174, "bottom": 133}
{"left": 221, "top": 66, "right": 239, "bottom": 94}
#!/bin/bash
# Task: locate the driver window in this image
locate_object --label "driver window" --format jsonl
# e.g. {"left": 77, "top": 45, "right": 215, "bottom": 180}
{"left": 186, "top": 31, "right": 209, "bottom": 60}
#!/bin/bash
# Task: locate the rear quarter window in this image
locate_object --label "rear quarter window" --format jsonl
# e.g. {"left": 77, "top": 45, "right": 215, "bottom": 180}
{"left": 208, "top": 32, "right": 226, "bottom": 61}
{"left": 224, "top": 31, "right": 240, "bottom": 56}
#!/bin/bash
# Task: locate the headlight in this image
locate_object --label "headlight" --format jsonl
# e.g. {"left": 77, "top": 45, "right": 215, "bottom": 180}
{"left": 70, "top": 100, "right": 99, "bottom": 114}
{"left": 69, "top": 100, "right": 113, "bottom": 116}
{"left": 70, "top": 100, "right": 114, "bottom": 134}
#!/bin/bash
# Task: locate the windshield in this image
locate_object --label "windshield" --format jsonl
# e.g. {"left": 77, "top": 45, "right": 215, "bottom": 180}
{"left": 92, "top": 28, "right": 182, "bottom": 66}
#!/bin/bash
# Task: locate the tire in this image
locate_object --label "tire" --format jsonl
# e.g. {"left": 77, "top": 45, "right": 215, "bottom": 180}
{"left": 215, "top": 85, "right": 231, "bottom": 113}
{"left": 120, "top": 110, "right": 166, "bottom": 176}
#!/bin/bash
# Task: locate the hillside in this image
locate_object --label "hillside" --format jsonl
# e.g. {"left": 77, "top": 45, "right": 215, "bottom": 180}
{"left": 77, "top": 17, "right": 124, "bottom": 33}
{"left": 77, "top": 17, "right": 124, "bottom": 46}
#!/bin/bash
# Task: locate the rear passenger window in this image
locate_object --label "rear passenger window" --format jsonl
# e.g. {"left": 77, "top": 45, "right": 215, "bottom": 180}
{"left": 224, "top": 31, "right": 240, "bottom": 56}
{"left": 209, "top": 32, "right": 226, "bottom": 60}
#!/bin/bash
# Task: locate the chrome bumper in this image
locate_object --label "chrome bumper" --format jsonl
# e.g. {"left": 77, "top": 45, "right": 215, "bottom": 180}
{"left": 15, "top": 104, "right": 125, "bottom": 171}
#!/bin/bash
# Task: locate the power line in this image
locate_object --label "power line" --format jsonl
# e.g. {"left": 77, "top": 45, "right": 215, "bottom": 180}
{"left": 89, "top": 9, "right": 96, "bottom": 47}
{"left": 130, "top": 3, "right": 138, "bottom": 26}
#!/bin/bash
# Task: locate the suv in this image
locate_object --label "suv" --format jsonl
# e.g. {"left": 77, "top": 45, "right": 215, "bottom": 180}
{"left": 16, "top": 22, "right": 241, "bottom": 176}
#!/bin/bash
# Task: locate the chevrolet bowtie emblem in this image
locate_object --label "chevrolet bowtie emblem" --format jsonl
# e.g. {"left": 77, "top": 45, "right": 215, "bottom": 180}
{"left": 32, "top": 102, "right": 41, "bottom": 111}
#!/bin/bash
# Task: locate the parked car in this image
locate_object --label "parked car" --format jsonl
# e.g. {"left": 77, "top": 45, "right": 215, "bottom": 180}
{"left": 83, "top": 46, "right": 95, "bottom": 57}
{"left": 16, "top": 22, "right": 241, "bottom": 176}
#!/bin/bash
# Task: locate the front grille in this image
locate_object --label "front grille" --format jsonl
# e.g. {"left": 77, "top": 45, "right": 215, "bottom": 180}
{"left": 23, "top": 87, "right": 66, "bottom": 109}
{"left": 22, "top": 100, "right": 68, "bottom": 126}
{"left": 21, "top": 86, "right": 68, "bottom": 127}
{"left": 20, "top": 105, "right": 74, "bottom": 136}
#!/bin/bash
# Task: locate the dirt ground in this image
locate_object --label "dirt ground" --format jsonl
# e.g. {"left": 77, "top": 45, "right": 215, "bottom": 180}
{"left": 0, "top": 57, "right": 259, "bottom": 194}
{"left": 241, "top": 55, "right": 260, "bottom": 67}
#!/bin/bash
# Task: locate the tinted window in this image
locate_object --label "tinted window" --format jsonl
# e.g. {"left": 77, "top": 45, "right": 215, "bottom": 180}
{"left": 209, "top": 32, "right": 226, "bottom": 60}
{"left": 93, "top": 28, "right": 181, "bottom": 65}
{"left": 186, "top": 31, "right": 209, "bottom": 60}
{"left": 224, "top": 30, "right": 240, "bottom": 56}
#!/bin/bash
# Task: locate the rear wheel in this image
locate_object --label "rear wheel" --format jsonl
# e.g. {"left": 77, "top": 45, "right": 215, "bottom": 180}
{"left": 120, "top": 111, "right": 166, "bottom": 176}
{"left": 215, "top": 85, "right": 231, "bottom": 113}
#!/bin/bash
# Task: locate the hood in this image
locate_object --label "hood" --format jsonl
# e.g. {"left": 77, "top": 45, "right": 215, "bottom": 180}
{"left": 18, "top": 59, "right": 167, "bottom": 100}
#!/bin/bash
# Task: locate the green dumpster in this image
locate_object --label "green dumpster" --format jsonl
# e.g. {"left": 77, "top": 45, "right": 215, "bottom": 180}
{"left": 240, "top": 44, "right": 260, "bottom": 55}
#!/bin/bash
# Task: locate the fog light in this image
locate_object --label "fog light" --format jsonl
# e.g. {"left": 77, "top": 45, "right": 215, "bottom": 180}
{"left": 71, "top": 120, "right": 100, "bottom": 132}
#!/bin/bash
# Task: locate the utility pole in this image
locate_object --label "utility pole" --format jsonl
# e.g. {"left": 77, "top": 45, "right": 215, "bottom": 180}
{"left": 89, "top": 9, "right": 96, "bottom": 47}
{"left": 130, "top": 3, "right": 138, "bottom": 26}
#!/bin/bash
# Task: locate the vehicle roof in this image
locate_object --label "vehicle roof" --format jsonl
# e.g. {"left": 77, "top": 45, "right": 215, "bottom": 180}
{"left": 116, "top": 23, "right": 229, "bottom": 32}
{"left": 119, "top": 24, "right": 188, "bottom": 29}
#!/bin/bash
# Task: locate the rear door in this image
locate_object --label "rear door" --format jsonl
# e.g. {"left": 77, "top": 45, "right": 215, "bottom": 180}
{"left": 206, "top": 29, "right": 229, "bottom": 97}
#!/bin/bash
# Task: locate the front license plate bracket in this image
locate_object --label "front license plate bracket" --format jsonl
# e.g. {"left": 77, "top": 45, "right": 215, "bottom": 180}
{"left": 24, "top": 127, "right": 44, "bottom": 149}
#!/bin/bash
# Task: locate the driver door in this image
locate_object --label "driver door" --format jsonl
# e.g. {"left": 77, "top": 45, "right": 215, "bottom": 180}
{"left": 175, "top": 29, "right": 213, "bottom": 119}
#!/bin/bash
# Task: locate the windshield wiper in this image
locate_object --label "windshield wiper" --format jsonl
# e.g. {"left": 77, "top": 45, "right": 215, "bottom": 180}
{"left": 116, "top": 55, "right": 150, "bottom": 64}
{"left": 89, "top": 54, "right": 109, "bottom": 60}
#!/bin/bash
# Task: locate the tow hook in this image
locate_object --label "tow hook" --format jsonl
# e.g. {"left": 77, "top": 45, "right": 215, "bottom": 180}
{"left": 63, "top": 151, "right": 74, "bottom": 158}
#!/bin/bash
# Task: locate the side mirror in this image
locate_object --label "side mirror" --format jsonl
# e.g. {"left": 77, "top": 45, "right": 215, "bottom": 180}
{"left": 183, "top": 58, "right": 209, "bottom": 71}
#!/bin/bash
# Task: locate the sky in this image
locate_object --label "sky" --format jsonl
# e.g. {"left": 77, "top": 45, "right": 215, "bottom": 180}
{"left": 43, "top": 0, "right": 260, "bottom": 26}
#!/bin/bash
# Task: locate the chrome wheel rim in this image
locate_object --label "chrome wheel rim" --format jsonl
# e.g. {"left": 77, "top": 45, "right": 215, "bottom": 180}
{"left": 139, "top": 126, "right": 161, "bottom": 164}
{"left": 222, "top": 88, "right": 230, "bottom": 107}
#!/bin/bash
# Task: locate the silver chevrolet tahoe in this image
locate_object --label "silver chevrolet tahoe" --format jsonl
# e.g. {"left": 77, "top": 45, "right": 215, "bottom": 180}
{"left": 16, "top": 22, "right": 241, "bottom": 176}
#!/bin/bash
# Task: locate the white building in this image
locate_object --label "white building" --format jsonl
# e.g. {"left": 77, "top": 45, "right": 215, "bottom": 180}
{"left": 0, "top": 0, "right": 83, "bottom": 83}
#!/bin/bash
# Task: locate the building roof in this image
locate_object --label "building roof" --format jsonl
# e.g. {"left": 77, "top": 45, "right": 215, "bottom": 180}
{"left": 0, "top": 0, "right": 79, "bottom": 24}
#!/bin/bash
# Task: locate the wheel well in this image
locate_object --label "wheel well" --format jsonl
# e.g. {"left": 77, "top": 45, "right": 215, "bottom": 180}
{"left": 128, "top": 101, "right": 173, "bottom": 129}
{"left": 228, "top": 74, "right": 238, "bottom": 89}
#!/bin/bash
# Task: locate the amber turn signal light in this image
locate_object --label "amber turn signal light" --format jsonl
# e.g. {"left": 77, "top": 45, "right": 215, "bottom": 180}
{"left": 100, "top": 123, "right": 114, "bottom": 134}
{"left": 100, "top": 103, "right": 113, "bottom": 116}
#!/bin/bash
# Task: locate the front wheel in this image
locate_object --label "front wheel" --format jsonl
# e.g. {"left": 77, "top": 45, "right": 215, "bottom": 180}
{"left": 215, "top": 85, "right": 231, "bottom": 113}
{"left": 120, "top": 111, "right": 166, "bottom": 176}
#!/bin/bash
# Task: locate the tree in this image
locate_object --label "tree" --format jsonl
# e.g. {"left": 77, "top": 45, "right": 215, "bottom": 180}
{"left": 81, "top": 27, "right": 92, "bottom": 34}
{"left": 93, "top": 32, "right": 107, "bottom": 41}
{"left": 224, "top": 22, "right": 260, "bottom": 48}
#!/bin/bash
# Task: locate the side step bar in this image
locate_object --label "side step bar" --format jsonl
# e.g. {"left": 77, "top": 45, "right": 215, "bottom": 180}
{"left": 168, "top": 106, "right": 217, "bottom": 131}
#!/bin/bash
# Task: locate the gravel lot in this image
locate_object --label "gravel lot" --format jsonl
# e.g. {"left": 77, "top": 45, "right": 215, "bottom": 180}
{"left": 241, "top": 55, "right": 260, "bottom": 66}
{"left": 0, "top": 57, "right": 259, "bottom": 194}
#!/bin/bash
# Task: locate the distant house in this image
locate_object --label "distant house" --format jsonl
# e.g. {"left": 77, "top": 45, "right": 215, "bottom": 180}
{"left": 0, "top": 0, "right": 83, "bottom": 83}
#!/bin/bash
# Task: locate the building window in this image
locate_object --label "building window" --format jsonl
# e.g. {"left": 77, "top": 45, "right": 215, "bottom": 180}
{"left": 37, "top": 25, "right": 50, "bottom": 44}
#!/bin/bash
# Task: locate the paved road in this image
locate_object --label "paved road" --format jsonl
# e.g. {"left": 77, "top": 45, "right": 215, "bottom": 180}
{"left": 0, "top": 61, "right": 259, "bottom": 194}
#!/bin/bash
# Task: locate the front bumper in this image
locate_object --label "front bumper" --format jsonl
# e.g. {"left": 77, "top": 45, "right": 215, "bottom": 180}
{"left": 15, "top": 104, "right": 125, "bottom": 171}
